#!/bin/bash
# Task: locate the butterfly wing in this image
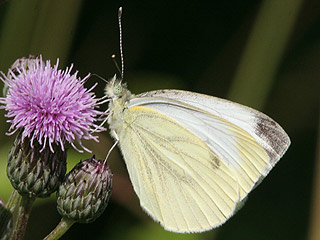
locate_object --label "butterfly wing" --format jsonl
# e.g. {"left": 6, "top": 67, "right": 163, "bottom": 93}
{"left": 116, "top": 90, "right": 290, "bottom": 232}
{"left": 117, "top": 106, "right": 240, "bottom": 232}
{"left": 128, "top": 90, "right": 290, "bottom": 200}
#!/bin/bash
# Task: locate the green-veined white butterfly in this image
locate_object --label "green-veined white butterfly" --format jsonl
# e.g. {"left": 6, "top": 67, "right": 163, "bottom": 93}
{"left": 103, "top": 7, "right": 290, "bottom": 233}
{"left": 104, "top": 75, "right": 290, "bottom": 233}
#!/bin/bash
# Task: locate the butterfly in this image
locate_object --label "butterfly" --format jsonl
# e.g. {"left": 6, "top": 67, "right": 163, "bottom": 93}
{"left": 102, "top": 6, "right": 290, "bottom": 233}
{"left": 104, "top": 74, "right": 290, "bottom": 233}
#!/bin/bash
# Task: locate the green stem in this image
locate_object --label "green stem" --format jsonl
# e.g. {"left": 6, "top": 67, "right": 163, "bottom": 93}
{"left": 6, "top": 189, "right": 22, "bottom": 212}
{"left": 44, "top": 218, "right": 75, "bottom": 240}
{"left": 9, "top": 196, "right": 35, "bottom": 240}
{"left": 0, "top": 189, "right": 21, "bottom": 238}
{"left": 0, "top": 202, "right": 11, "bottom": 238}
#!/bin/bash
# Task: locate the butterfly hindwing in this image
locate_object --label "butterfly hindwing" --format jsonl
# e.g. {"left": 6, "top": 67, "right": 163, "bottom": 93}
{"left": 117, "top": 106, "right": 240, "bottom": 232}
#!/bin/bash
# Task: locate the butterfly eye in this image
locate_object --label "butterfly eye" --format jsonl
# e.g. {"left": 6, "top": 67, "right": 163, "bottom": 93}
{"left": 113, "top": 84, "right": 123, "bottom": 96}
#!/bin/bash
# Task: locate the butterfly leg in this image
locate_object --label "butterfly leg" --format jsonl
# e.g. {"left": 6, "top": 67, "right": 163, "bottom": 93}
{"left": 104, "top": 139, "right": 119, "bottom": 164}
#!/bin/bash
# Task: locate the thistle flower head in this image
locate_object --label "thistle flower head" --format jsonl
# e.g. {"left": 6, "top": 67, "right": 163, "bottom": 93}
{"left": 0, "top": 56, "right": 104, "bottom": 152}
{"left": 57, "top": 156, "right": 112, "bottom": 223}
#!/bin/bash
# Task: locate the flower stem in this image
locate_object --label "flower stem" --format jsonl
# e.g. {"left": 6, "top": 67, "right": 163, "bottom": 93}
{"left": 0, "top": 189, "right": 21, "bottom": 238}
{"left": 9, "top": 195, "right": 35, "bottom": 240}
{"left": 0, "top": 202, "right": 11, "bottom": 238}
{"left": 6, "top": 189, "right": 21, "bottom": 212}
{"left": 44, "top": 218, "right": 75, "bottom": 240}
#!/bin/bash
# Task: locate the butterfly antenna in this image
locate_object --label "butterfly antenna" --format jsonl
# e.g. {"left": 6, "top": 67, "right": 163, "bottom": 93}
{"left": 118, "top": 7, "right": 124, "bottom": 81}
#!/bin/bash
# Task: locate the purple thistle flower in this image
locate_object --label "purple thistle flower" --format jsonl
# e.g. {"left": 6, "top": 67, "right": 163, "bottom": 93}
{"left": 0, "top": 56, "right": 104, "bottom": 153}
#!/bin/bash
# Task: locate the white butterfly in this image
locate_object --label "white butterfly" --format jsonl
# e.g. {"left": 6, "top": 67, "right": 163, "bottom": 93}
{"left": 104, "top": 74, "right": 290, "bottom": 233}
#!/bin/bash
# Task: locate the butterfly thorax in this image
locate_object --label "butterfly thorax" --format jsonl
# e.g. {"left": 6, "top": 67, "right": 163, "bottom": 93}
{"left": 105, "top": 75, "right": 133, "bottom": 140}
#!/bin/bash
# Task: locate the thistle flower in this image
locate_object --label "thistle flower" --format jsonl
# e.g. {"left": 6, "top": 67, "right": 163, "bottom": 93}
{"left": 57, "top": 156, "right": 112, "bottom": 223}
{"left": 1, "top": 56, "right": 105, "bottom": 198}
{"left": 0, "top": 56, "right": 104, "bottom": 153}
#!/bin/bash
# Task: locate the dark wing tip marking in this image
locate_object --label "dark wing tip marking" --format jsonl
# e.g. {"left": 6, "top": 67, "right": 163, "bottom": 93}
{"left": 254, "top": 116, "right": 290, "bottom": 165}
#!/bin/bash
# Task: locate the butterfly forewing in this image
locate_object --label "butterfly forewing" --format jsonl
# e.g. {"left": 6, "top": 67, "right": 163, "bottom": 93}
{"left": 131, "top": 90, "right": 290, "bottom": 174}
{"left": 129, "top": 99, "right": 272, "bottom": 201}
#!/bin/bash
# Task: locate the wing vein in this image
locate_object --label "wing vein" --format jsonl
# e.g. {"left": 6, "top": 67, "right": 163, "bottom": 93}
{"left": 134, "top": 122, "right": 234, "bottom": 221}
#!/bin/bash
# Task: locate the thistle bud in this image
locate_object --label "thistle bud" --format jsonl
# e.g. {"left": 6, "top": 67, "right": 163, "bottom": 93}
{"left": 3, "top": 55, "right": 41, "bottom": 97}
{"left": 57, "top": 156, "right": 112, "bottom": 223}
{"left": 7, "top": 130, "right": 67, "bottom": 198}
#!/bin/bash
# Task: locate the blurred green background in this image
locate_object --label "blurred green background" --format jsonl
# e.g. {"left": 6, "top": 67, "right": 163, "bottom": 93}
{"left": 0, "top": 0, "right": 319, "bottom": 239}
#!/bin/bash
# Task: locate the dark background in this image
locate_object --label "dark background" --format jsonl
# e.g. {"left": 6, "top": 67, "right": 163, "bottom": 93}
{"left": 0, "top": 0, "right": 319, "bottom": 239}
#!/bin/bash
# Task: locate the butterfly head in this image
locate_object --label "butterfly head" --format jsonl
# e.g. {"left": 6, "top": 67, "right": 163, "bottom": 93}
{"left": 105, "top": 74, "right": 130, "bottom": 100}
